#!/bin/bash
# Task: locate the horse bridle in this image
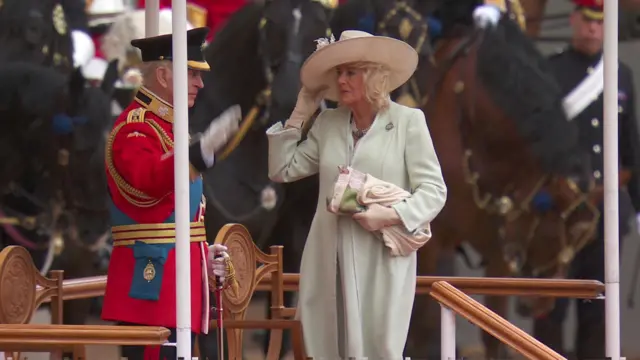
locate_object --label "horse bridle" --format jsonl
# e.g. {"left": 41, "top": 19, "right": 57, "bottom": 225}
{"left": 204, "top": 5, "right": 332, "bottom": 248}
{"left": 425, "top": 26, "right": 600, "bottom": 278}
{"left": 376, "top": 1, "right": 430, "bottom": 107}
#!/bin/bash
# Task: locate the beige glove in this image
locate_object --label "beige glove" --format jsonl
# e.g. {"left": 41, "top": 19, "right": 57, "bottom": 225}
{"left": 352, "top": 203, "right": 400, "bottom": 232}
{"left": 285, "top": 87, "right": 327, "bottom": 129}
{"left": 200, "top": 105, "right": 242, "bottom": 159}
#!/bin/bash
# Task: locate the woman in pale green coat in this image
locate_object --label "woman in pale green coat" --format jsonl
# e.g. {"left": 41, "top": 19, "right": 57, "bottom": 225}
{"left": 266, "top": 30, "right": 447, "bottom": 359}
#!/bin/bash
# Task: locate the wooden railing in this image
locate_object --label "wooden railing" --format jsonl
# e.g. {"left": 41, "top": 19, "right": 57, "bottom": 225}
{"left": 0, "top": 246, "right": 171, "bottom": 358}
{"left": 42, "top": 273, "right": 604, "bottom": 304}
{"left": 430, "top": 281, "right": 566, "bottom": 360}
{"left": 0, "top": 324, "right": 170, "bottom": 352}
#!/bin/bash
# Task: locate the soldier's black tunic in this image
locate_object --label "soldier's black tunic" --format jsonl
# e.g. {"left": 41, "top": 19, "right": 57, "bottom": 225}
{"left": 535, "top": 46, "right": 640, "bottom": 359}
{"left": 550, "top": 47, "right": 640, "bottom": 212}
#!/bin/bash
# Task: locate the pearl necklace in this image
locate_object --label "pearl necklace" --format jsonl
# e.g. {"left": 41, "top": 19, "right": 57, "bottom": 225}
{"left": 351, "top": 117, "right": 371, "bottom": 140}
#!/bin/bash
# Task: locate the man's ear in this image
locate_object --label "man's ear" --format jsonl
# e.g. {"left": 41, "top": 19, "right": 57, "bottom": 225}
{"left": 156, "top": 65, "right": 170, "bottom": 89}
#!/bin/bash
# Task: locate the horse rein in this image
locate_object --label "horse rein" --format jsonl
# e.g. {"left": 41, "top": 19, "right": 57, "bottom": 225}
{"left": 424, "top": 26, "right": 599, "bottom": 278}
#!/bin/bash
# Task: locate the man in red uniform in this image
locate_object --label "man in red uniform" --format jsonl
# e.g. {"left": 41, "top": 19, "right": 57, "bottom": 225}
{"left": 102, "top": 27, "right": 241, "bottom": 360}
{"left": 137, "top": 0, "right": 246, "bottom": 42}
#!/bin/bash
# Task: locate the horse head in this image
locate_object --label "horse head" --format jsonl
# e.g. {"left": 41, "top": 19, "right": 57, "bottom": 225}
{"left": 189, "top": 0, "right": 331, "bottom": 249}
{"left": 195, "top": 0, "right": 333, "bottom": 131}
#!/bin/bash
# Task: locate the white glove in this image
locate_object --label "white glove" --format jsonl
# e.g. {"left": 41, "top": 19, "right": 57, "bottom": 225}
{"left": 207, "top": 244, "right": 229, "bottom": 278}
{"left": 285, "top": 87, "right": 327, "bottom": 129}
{"left": 200, "top": 105, "right": 242, "bottom": 160}
{"left": 473, "top": 5, "right": 502, "bottom": 29}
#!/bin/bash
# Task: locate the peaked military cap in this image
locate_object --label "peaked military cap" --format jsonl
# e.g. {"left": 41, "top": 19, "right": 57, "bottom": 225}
{"left": 572, "top": 0, "right": 603, "bottom": 21}
{"left": 130, "top": 27, "right": 210, "bottom": 71}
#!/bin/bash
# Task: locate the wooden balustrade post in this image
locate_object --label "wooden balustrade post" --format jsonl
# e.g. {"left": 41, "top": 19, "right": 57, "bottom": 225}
{"left": 440, "top": 305, "right": 456, "bottom": 360}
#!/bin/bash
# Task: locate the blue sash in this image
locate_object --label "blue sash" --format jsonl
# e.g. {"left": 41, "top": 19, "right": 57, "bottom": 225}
{"left": 109, "top": 178, "right": 204, "bottom": 301}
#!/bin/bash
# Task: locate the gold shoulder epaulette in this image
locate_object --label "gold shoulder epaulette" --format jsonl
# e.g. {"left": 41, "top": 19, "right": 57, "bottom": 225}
{"left": 126, "top": 108, "right": 147, "bottom": 124}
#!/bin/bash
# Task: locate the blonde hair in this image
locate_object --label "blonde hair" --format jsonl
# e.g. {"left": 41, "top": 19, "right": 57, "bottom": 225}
{"left": 344, "top": 61, "right": 391, "bottom": 111}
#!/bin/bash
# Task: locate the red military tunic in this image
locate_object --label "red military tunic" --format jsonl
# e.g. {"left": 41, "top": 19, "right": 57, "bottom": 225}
{"left": 102, "top": 86, "right": 210, "bottom": 334}
{"left": 137, "top": 0, "right": 246, "bottom": 42}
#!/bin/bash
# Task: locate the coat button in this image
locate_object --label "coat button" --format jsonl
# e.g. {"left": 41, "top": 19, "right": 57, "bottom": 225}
{"left": 594, "top": 170, "right": 602, "bottom": 179}
{"left": 593, "top": 144, "right": 601, "bottom": 153}
{"left": 587, "top": 67, "right": 594, "bottom": 74}
{"left": 619, "top": 105, "right": 623, "bottom": 113}
{"left": 591, "top": 118, "right": 599, "bottom": 127}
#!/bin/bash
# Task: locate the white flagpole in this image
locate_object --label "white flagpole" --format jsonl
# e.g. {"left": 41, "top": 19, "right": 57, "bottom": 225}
{"left": 603, "top": 0, "right": 621, "bottom": 359}
{"left": 144, "top": 0, "right": 159, "bottom": 36}
{"left": 171, "top": 0, "right": 191, "bottom": 357}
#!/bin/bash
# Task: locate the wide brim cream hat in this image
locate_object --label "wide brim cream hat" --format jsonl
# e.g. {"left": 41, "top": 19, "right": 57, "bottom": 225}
{"left": 300, "top": 30, "right": 418, "bottom": 102}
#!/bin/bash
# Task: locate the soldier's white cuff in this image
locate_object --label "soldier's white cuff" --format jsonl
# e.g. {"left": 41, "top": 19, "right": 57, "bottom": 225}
{"left": 200, "top": 141, "right": 215, "bottom": 168}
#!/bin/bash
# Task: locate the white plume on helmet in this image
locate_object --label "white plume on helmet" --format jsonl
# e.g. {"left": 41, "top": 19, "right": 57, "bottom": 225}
{"left": 101, "top": 9, "right": 195, "bottom": 73}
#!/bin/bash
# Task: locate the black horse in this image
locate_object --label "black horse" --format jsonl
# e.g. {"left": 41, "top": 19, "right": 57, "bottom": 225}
{"left": 0, "top": 0, "right": 115, "bottom": 332}
{"left": 189, "top": 0, "right": 333, "bottom": 356}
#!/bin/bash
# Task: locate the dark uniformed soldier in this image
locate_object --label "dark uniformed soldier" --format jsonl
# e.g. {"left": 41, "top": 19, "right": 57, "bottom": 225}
{"left": 535, "top": 0, "right": 640, "bottom": 358}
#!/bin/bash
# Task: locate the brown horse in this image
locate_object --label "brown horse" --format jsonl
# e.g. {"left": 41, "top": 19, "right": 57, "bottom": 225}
{"left": 331, "top": 1, "right": 600, "bottom": 357}
{"left": 410, "top": 18, "right": 602, "bottom": 357}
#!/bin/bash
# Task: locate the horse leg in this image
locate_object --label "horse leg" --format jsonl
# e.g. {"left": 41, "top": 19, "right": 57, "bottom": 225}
{"left": 482, "top": 258, "right": 510, "bottom": 359}
{"left": 405, "top": 236, "right": 444, "bottom": 358}
{"left": 532, "top": 298, "right": 568, "bottom": 355}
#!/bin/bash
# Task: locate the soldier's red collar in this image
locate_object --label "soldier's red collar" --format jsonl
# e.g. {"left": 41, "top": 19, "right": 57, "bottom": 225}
{"left": 134, "top": 87, "right": 174, "bottom": 123}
